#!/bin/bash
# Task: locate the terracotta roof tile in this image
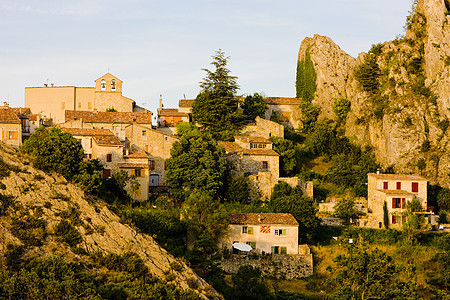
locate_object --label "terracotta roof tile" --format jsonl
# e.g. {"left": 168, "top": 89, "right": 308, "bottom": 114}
{"left": 118, "top": 163, "right": 149, "bottom": 169}
{"left": 218, "top": 141, "right": 279, "bottom": 156}
{"left": 92, "top": 135, "right": 122, "bottom": 146}
{"left": 368, "top": 173, "right": 427, "bottom": 181}
{"left": 229, "top": 213, "right": 298, "bottom": 226}
{"left": 62, "top": 128, "right": 114, "bottom": 136}
{"left": 125, "top": 148, "right": 148, "bottom": 158}
{"left": 235, "top": 136, "right": 272, "bottom": 144}
{"left": 218, "top": 141, "right": 242, "bottom": 153}
{"left": 158, "top": 108, "right": 189, "bottom": 117}
{"left": 376, "top": 189, "right": 414, "bottom": 196}
{"left": 26, "top": 114, "right": 39, "bottom": 121}
{"left": 263, "top": 97, "right": 302, "bottom": 105}
{"left": 0, "top": 108, "right": 20, "bottom": 123}
{"left": 242, "top": 149, "right": 279, "bottom": 156}
{"left": 65, "top": 110, "right": 153, "bottom": 124}
{"left": 178, "top": 99, "right": 195, "bottom": 107}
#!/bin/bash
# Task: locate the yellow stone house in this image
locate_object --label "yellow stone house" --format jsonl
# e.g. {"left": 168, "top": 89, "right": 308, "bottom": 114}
{"left": 218, "top": 213, "right": 300, "bottom": 254}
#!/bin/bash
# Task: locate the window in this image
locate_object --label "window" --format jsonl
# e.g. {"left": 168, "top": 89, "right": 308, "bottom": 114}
{"left": 241, "top": 227, "right": 253, "bottom": 234}
{"left": 280, "top": 246, "right": 287, "bottom": 254}
{"left": 275, "top": 229, "right": 287, "bottom": 236}
{"left": 134, "top": 169, "right": 141, "bottom": 177}
{"left": 262, "top": 161, "right": 268, "bottom": 170}
{"left": 135, "top": 184, "right": 141, "bottom": 198}
{"left": 101, "top": 79, "right": 106, "bottom": 91}
{"left": 392, "top": 215, "right": 397, "bottom": 224}
{"left": 149, "top": 160, "right": 155, "bottom": 170}
{"left": 412, "top": 182, "right": 419, "bottom": 193}
{"left": 142, "top": 130, "right": 146, "bottom": 136}
{"left": 8, "top": 131, "right": 16, "bottom": 140}
{"left": 102, "top": 169, "right": 111, "bottom": 179}
{"left": 111, "top": 79, "right": 116, "bottom": 91}
{"left": 106, "top": 154, "right": 112, "bottom": 162}
{"left": 392, "top": 198, "right": 402, "bottom": 209}
{"left": 396, "top": 182, "right": 401, "bottom": 190}
{"left": 242, "top": 226, "right": 247, "bottom": 234}
{"left": 383, "top": 181, "right": 388, "bottom": 189}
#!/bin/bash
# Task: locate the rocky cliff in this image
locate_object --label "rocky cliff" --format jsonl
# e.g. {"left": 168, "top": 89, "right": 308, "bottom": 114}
{"left": 298, "top": 0, "right": 450, "bottom": 186}
{"left": 0, "top": 143, "right": 219, "bottom": 299}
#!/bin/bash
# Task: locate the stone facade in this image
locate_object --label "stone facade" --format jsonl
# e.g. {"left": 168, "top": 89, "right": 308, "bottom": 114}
{"left": 241, "top": 117, "right": 285, "bottom": 139}
{"left": 365, "top": 173, "right": 428, "bottom": 228}
{"left": 263, "top": 98, "right": 303, "bottom": 129}
{"left": 0, "top": 105, "right": 24, "bottom": 147}
{"left": 218, "top": 253, "right": 313, "bottom": 279}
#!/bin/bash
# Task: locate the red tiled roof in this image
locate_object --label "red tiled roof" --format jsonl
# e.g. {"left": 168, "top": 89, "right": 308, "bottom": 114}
{"left": 229, "top": 213, "right": 298, "bottom": 226}
{"left": 178, "top": 99, "right": 195, "bottom": 107}
{"left": 376, "top": 189, "right": 414, "bottom": 196}
{"left": 0, "top": 108, "right": 20, "bottom": 123}
{"left": 218, "top": 141, "right": 279, "bottom": 156}
{"left": 26, "top": 114, "right": 39, "bottom": 121}
{"left": 263, "top": 97, "right": 302, "bottom": 105}
{"left": 118, "top": 163, "right": 149, "bottom": 169}
{"left": 92, "top": 135, "right": 122, "bottom": 146}
{"left": 65, "top": 110, "right": 153, "bottom": 124}
{"left": 62, "top": 128, "right": 114, "bottom": 136}
{"left": 158, "top": 108, "right": 189, "bottom": 117}
{"left": 125, "top": 148, "right": 148, "bottom": 158}
{"left": 235, "top": 136, "right": 272, "bottom": 144}
{"left": 368, "top": 173, "right": 427, "bottom": 181}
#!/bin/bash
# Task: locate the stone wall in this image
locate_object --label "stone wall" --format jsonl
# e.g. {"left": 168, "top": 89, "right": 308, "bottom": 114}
{"left": 218, "top": 253, "right": 313, "bottom": 279}
{"left": 241, "top": 117, "right": 285, "bottom": 139}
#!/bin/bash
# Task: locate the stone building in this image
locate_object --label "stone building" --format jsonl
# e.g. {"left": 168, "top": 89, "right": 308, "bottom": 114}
{"left": 156, "top": 97, "right": 190, "bottom": 135}
{"left": 25, "top": 73, "right": 150, "bottom": 125}
{"left": 364, "top": 173, "right": 428, "bottom": 228}
{"left": 0, "top": 104, "right": 23, "bottom": 147}
{"left": 218, "top": 213, "right": 300, "bottom": 254}
{"left": 240, "top": 116, "right": 285, "bottom": 139}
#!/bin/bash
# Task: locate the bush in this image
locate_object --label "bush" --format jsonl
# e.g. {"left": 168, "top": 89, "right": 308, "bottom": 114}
{"left": 54, "top": 219, "right": 82, "bottom": 247}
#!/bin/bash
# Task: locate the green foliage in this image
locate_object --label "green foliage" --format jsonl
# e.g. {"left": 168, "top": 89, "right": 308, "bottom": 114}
{"left": 10, "top": 214, "right": 47, "bottom": 247}
{"left": 269, "top": 183, "right": 320, "bottom": 243}
{"left": 226, "top": 175, "right": 251, "bottom": 203}
{"left": 330, "top": 246, "right": 418, "bottom": 299}
{"left": 354, "top": 54, "right": 380, "bottom": 95}
{"left": 54, "top": 219, "right": 82, "bottom": 247}
{"left": 298, "top": 99, "right": 321, "bottom": 132}
{"left": 333, "top": 198, "right": 359, "bottom": 222}
{"left": 192, "top": 49, "right": 245, "bottom": 139}
{"left": 270, "top": 111, "right": 281, "bottom": 124}
{"left": 438, "top": 118, "right": 450, "bottom": 133}
{"left": 368, "top": 43, "right": 383, "bottom": 55}
{"left": 417, "top": 158, "right": 426, "bottom": 173}
{"left": 106, "top": 107, "right": 117, "bottom": 112}
{"left": 119, "top": 205, "right": 187, "bottom": 256}
{"left": 4, "top": 243, "right": 25, "bottom": 271}
{"left": 0, "top": 159, "right": 11, "bottom": 179}
{"left": 383, "top": 201, "right": 389, "bottom": 229}
{"left": 437, "top": 188, "right": 450, "bottom": 209}
{"left": 296, "top": 48, "right": 317, "bottom": 102}
{"left": 241, "top": 93, "right": 268, "bottom": 121}
{"left": 269, "top": 137, "right": 296, "bottom": 176}
{"left": 332, "top": 97, "right": 351, "bottom": 123}
{"left": 166, "top": 130, "right": 228, "bottom": 197}
{"left": 183, "top": 191, "right": 229, "bottom": 240}
{"left": 230, "top": 266, "right": 274, "bottom": 300}
{"left": 21, "top": 127, "right": 84, "bottom": 180}
{"left": 0, "top": 193, "right": 15, "bottom": 215}
{"left": 404, "top": 0, "right": 418, "bottom": 31}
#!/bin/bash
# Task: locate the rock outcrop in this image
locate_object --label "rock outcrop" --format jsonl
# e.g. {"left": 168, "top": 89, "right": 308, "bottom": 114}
{"left": 0, "top": 143, "right": 220, "bottom": 299}
{"left": 297, "top": 0, "right": 450, "bottom": 186}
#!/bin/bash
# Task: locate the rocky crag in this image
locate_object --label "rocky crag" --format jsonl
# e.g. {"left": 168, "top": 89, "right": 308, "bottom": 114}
{"left": 298, "top": 0, "right": 450, "bottom": 186}
{"left": 0, "top": 143, "right": 220, "bottom": 299}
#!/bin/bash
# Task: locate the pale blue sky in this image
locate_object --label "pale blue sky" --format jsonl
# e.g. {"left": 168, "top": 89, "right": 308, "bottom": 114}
{"left": 0, "top": 0, "right": 412, "bottom": 117}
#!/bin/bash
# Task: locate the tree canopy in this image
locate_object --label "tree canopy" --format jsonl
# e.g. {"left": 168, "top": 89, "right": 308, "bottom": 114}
{"left": 241, "top": 93, "right": 268, "bottom": 121}
{"left": 166, "top": 128, "right": 228, "bottom": 197}
{"left": 21, "top": 127, "right": 84, "bottom": 180}
{"left": 191, "top": 50, "right": 245, "bottom": 140}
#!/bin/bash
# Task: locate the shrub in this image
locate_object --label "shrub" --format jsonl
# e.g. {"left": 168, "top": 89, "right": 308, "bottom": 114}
{"left": 54, "top": 219, "right": 82, "bottom": 247}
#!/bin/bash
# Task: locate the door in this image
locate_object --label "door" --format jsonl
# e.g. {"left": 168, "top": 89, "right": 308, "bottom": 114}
{"left": 149, "top": 174, "right": 159, "bottom": 187}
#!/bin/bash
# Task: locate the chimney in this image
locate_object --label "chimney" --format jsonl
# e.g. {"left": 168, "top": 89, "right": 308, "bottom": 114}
{"left": 44, "top": 84, "right": 48, "bottom": 87}
{"left": 3, "top": 102, "right": 8, "bottom": 107}
{"left": 51, "top": 83, "right": 54, "bottom": 87}
{"left": 159, "top": 94, "right": 163, "bottom": 110}
{"left": 376, "top": 169, "right": 380, "bottom": 175}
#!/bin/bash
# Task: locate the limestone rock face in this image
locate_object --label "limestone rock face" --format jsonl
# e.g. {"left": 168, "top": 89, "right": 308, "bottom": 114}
{"left": 297, "top": 0, "right": 450, "bottom": 186}
{"left": 0, "top": 144, "right": 219, "bottom": 299}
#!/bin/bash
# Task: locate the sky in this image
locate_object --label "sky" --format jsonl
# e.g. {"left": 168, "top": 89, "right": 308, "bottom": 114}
{"left": 0, "top": 0, "right": 412, "bottom": 119}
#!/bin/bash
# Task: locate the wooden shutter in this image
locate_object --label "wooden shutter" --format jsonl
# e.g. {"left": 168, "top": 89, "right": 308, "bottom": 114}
{"left": 247, "top": 227, "right": 253, "bottom": 235}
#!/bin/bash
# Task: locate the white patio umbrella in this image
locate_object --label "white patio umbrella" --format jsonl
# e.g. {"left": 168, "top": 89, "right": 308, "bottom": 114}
{"left": 232, "top": 242, "right": 252, "bottom": 252}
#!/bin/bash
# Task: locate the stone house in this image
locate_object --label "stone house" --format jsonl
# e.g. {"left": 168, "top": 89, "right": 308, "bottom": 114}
{"left": 240, "top": 116, "right": 285, "bottom": 139}
{"left": 218, "top": 213, "right": 299, "bottom": 254}
{"left": 119, "top": 148, "right": 151, "bottom": 201}
{"left": 25, "top": 73, "right": 150, "bottom": 125}
{"left": 365, "top": 173, "right": 428, "bottom": 228}
{"left": 156, "top": 97, "right": 190, "bottom": 135}
{"left": 0, "top": 104, "right": 22, "bottom": 147}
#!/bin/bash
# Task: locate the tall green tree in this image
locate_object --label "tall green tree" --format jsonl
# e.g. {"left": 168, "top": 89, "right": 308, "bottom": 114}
{"left": 241, "top": 93, "right": 268, "bottom": 121}
{"left": 192, "top": 50, "right": 245, "bottom": 140}
{"left": 166, "top": 128, "right": 228, "bottom": 197}
{"left": 21, "top": 127, "right": 84, "bottom": 180}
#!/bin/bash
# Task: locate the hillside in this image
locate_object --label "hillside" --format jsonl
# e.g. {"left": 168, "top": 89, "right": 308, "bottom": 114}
{"left": 298, "top": 0, "right": 450, "bottom": 187}
{"left": 0, "top": 142, "right": 219, "bottom": 299}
